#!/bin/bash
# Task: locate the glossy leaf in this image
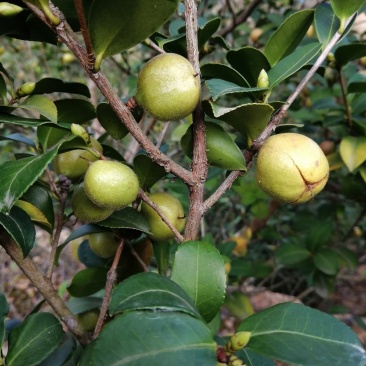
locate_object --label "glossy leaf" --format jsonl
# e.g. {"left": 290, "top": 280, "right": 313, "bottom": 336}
{"left": 201, "top": 63, "right": 248, "bottom": 86}
{"left": 339, "top": 136, "right": 366, "bottom": 172}
{"left": 314, "top": 3, "right": 341, "bottom": 48}
{"left": 170, "top": 241, "right": 226, "bottom": 323}
{"left": 133, "top": 154, "right": 168, "bottom": 189}
{"left": 30, "top": 78, "right": 90, "bottom": 97}
{"left": 80, "top": 311, "right": 216, "bottom": 366}
{"left": 0, "top": 206, "right": 35, "bottom": 257}
{"left": 268, "top": 42, "right": 321, "bottom": 87}
{"left": 181, "top": 122, "right": 246, "bottom": 171}
{"left": 67, "top": 297, "right": 103, "bottom": 315}
{"left": 77, "top": 240, "right": 109, "bottom": 268}
{"left": 0, "top": 292, "right": 9, "bottom": 348}
{"left": 238, "top": 302, "right": 366, "bottom": 366}
{"left": 313, "top": 247, "right": 340, "bottom": 275}
{"left": 335, "top": 43, "right": 366, "bottom": 67}
{"left": 238, "top": 349, "right": 276, "bottom": 366}
{"left": 110, "top": 272, "right": 201, "bottom": 318}
{"left": 305, "top": 220, "right": 333, "bottom": 252}
{"left": 55, "top": 99, "right": 96, "bottom": 124}
{"left": 330, "top": 0, "right": 366, "bottom": 33}
{"left": 17, "top": 95, "right": 57, "bottom": 122}
{"left": 0, "top": 148, "right": 58, "bottom": 213}
{"left": 227, "top": 47, "right": 271, "bottom": 87}
{"left": 6, "top": 313, "right": 64, "bottom": 366}
{"left": 14, "top": 200, "right": 52, "bottom": 232}
{"left": 0, "top": 113, "right": 68, "bottom": 129}
{"left": 275, "top": 243, "right": 311, "bottom": 267}
{"left": 67, "top": 268, "right": 108, "bottom": 297}
{"left": 264, "top": 9, "right": 314, "bottom": 66}
{"left": 203, "top": 100, "right": 274, "bottom": 146}
{"left": 96, "top": 103, "right": 129, "bottom": 140}
{"left": 89, "top": 0, "right": 178, "bottom": 70}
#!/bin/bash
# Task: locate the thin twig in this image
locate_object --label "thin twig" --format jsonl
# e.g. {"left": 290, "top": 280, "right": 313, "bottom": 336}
{"left": 127, "top": 242, "right": 149, "bottom": 272}
{"left": 93, "top": 238, "right": 124, "bottom": 338}
{"left": 337, "top": 68, "right": 353, "bottom": 129}
{"left": 139, "top": 189, "right": 184, "bottom": 243}
{"left": 155, "top": 122, "right": 170, "bottom": 150}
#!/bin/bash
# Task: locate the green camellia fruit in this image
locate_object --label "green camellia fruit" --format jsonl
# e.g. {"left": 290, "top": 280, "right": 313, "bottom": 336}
{"left": 255, "top": 133, "right": 329, "bottom": 204}
{"left": 71, "top": 183, "right": 114, "bottom": 223}
{"left": 53, "top": 137, "right": 103, "bottom": 181}
{"left": 140, "top": 192, "right": 186, "bottom": 241}
{"left": 135, "top": 53, "right": 200, "bottom": 121}
{"left": 77, "top": 309, "right": 99, "bottom": 331}
{"left": 88, "top": 232, "right": 120, "bottom": 258}
{"left": 84, "top": 160, "right": 139, "bottom": 210}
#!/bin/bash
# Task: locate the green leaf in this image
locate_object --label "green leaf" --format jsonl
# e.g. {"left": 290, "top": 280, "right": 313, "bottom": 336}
{"left": 275, "top": 243, "right": 311, "bottom": 267}
{"left": 201, "top": 63, "right": 248, "bottom": 86}
{"left": 305, "top": 220, "right": 333, "bottom": 252}
{"left": 314, "top": 3, "right": 341, "bottom": 48}
{"left": 313, "top": 247, "right": 340, "bottom": 275}
{"left": 77, "top": 240, "right": 109, "bottom": 268}
{"left": 237, "top": 349, "right": 276, "bottom": 366}
{"left": 133, "top": 154, "right": 168, "bottom": 189}
{"left": 80, "top": 311, "right": 216, "bottom": 366}
{"left": 67, "top": 268, "right": 108, "bottom": 297}
{"left": 96, "top": 103, "right": 129, "bottom": 140}
{"left": 0, "top": 292, "right": 9, "bottom": 348}
{"left": 333, "top": 247, "right": 358, "bottom": 270}
{"left": 67, "top": 297, "right": 103, "bottom": 315}
{"left": 170, "top": 241, "right": 226, "bottom": 323}
{"left": 18, "top": 95, "right": 57, "bottom": 123}
{"left": 181, "top": 122, "right": 246, "bottom": 171}
{"left": 109, "top": 272, "right": 202, "bottom": 319}
{"left": 330, "top": 0, "right": 366, "bottom": 33}
{"left": 56, "top": 99, "right": 96, "bottom": 124}
{"left": 227, "top": 47, "right": 271, "bottom": 87}
{"left": 264, "top": 9, "right": 314, "bottom": 66}
{"left": 313, "top": 271, "right": 336, "bottom": 298}
{"left": 238, "top": 302, "right": 366, "bottom": 366}
{"left": 98, "top": 207, "right": 151, "bottom": 234}
{"left": 230, "top": 259, "right": 272, "bottom": 278}
{"left": 340, "top": 136, "right": 366, "bottom": 172}
{"left": 335, "top": 43, "right": 366, "bottom": 67}
{"left": 0, "top": 113, "right": 69, "bottom": 129}
{"left": 0, "top": 148, "right": 58, "bottom": 213}
{"left": 14, "top": 200, "right": 52, "bottom": 232}
{"left": 0, "top": 206, "right": 35, "bottom": 257}
{"left": 0, "top": 73, "right": 7, "bottom": 102}
{"left": 203, "top": 100, "right": 274, "bottom": 146}
{"left": 6, "top": 313, "right": 64, "bottom": 366}
{"left": 268, "top": 42, "right": 321, "bottom": 87}
{"left": 30, "top": 78, "right": 91, "bottom": 98}
{"left": 89, "top": 0, "right": 178, "bottom": 70}
{"left": 37, "top": 125, "right": 70, "bottom": 151}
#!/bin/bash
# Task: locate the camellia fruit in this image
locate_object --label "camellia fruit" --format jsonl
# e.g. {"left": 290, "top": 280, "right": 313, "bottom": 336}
{"left": 255, "top": 133, "right": 329, "bottom": 204}
{"left": 135, "top": 53, "right": 200, "bottom": 121}
{"left": 71, "top": 183, "right": 114, "bottom": 223}
{"left": 88, "top": 232, "right": 120, "bottom": 258}
{"left": 84, "top": 160, "right": 139, "bottom": 210}
{"left": 53, "top": 137, "right": 103, "bottom": 181}
{"left": 140, "top": 192, "right": 186, "bottom": 241}
{"left": 77, "top": 309, "right": 99, "bottom": 331}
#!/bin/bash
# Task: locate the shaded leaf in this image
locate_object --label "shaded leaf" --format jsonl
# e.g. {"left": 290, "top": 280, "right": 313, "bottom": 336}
{"left": 333, "top": 247, "right": 358, "bottom": 270}
{"left": 80, "top": 311, "right": 216, "bottom": 366}
{"left": 170, "top": 241, "right": 226, "bottom": 323}
{"left": 339, "top": 136, "right": 366, "bottom": 172}
{"left": 238, "top": 302, "right": 366, "bottom": 366}
{"left": 313, "top": 271, "right": 336, "bottom": 298}
{"left": 0, "top": 113, "right": 69, "bottom": 129}
{"left": 264, "top": 9, "right": 314, "bottom": 66}
{"left": 0, "top": 292, "right": 9, "bottom": 348}
{"left": 275, "top": 243, "right": 311, "bottom": 267}
{"left": 77, "top": 240, "right": 109, "bottom": 268}
{"left": 31, "top": 78, "right": 90, "bottom": 97}
{"left": 313, "top": 248, "right": 340, "bottom": 275}
{"left": 0, "top": 133, "right": 36, "bottom": 147}
{"left": 305, "top": 220, "right": 333, "bottom": 252}
{"left": 335, "top": 43, "right": 366, "bottom": 67}
{"left": 14, "top": 200, "right": 52, "bottom": 232}
{"left": 67, "top": 268, "right": 108, "bottom": 297}
{"left": 314, "top": 3, "right": 341, "bottom": 48}
{"left": 133, "top": 154, "right": 168, "bottom": 189}
{"left": 56, "top": 99, "right": 96, "bottom": 124}
{"left": 67, "top": 297, "right": 103, "bottom": 315}
{"left": 96, "top": 103, "right": 129, "bottom": 140}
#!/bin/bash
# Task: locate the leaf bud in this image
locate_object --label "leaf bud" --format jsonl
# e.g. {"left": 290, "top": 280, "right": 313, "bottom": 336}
{"left": 0, "top": 2, "right": 23, "bottom": 16}
{"left": 257, "top": 69, "right": 269, "bottom": 88}
{"left": 225, "top": 331, "right": 251, "bottom": 352}
{"left": 16, "top": 82, "right": 36, "bottom": 97}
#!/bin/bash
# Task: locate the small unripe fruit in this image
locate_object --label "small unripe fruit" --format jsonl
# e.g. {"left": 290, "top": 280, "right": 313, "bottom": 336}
{"left": 255, "top": 133, "right": 329, "bottom": 204}
{"left": 135, "top": 53, "right": 200, "bottom": 121}
{"left": 84, "top": 160, "right": 139, "bottom": 210}
{"left": 225, "top": 331, "right": 251, "bottom": 352}
{"left": 0, "top": 2, "right": 23, "bottom": 16}
{"left": 71, "top": 183, "right": 114, "bottom": 223}
{"left": 77, "top": 309, "right": 99, "bottom": 331}
{"left": 53, "top": 137, "right": 102, "bottom": 181}
{"left": 89, "top": 232, "right": 120, "bottom": 258}
{"left": 249, "top": 27, "right": 263, "bottom": 43}
{"left": 16, "top": 82, "right": 35, "bottom": 97}
{"left": 140, "top": 192, "right": 186, "bottom": 241}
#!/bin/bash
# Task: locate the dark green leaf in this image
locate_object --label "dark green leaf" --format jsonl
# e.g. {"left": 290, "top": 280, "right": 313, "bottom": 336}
{"left": 55, "top": 99, "right": 96, "bottom": 124}
{"left": 264, "top": 9, "right": 314, "bottom": 66}
{"left": 133, "top": 154, "right": 168, "bottom": 189}
{"left": 201, "top": 63, "right": 248, "bottom": 86}
{"left": 305, "top": 220, "right": 333, "bottom": 252}
{"left": 330, "top": 0, "right": 366, "bottom": 33}
{"left": 314, "top": 3, "right": 341, "bottom": 48}
{"left": 77, "top": 240, "right": 109, "bottom": 268}
{"left": 0, "top": 292, "right": 9, "bottom": 348}
{"left": 89, "top": 0, "right": 178, "bottom": 70}
{"left": 0, "top": 206, "right": 35, "bottom": 257}
{"left": 313, "top": 247, "right": 340, "bottom": 275}
{"left": 227, "top": 47, "right": 271, "bottom": 87}
{"left": 170, "top": 241, "right": 226, "bottom": 323}
{"left": 0, "top": 133, "right": 36, "bottom": 147}
{"left": 348, "top": 81, "right": 366, "bottom": 94}
{"left": 0, "top": 148, "right": 58, "bottom": 213}
{"left": 153, "top": 240, "right": 170, "bottom": 276}
{"left": 67, "top": 297, "right": 103, "bottom": 315}
{"left": 110, "top": 272, "right": 202, "bottom": 318}
{"left": 335, "top": 43, "right": 366, "bottom": 67}
{"left": 230, "top": 259, "right": 272, "bottom": 278}
{"left": 275, "top": 243, "right": 311, "bottom": 267}
{"left": 96, "top": 103, "right": 129, "bottom": 140}
{"left": 67, "top": 268, "right": 108, "bottom": 297}
{"left": 237, "top": 349, "right": 276, "bottom": 366}
{"left": 31, "top": 78, "right": 90, "bottom": 98}
{"left": 333, "top": 247, "right": 358, "bottom": 270}
{"left": 313, "top": 271, "right": 336, "bottom": 298}
{"left": 238, "top": 302, "right": 366, "bottom": 366}
{"left": 0, "top": 73, "right": 7, "bottom": 102}
{"left": 80, "top": 311, "right": 216, "bottom": 366}
{"left": 0, "top": 113, "right": 69, "bottom": 129}
{"left": 268, "top": 42, "right": 321, "bottom": 87}
{"left": 6, "top": 313, "right": 64, "bottom": 366}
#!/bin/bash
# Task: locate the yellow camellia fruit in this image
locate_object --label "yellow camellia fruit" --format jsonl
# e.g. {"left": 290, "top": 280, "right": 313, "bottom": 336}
{"left": 84, "top": 160, "right": 139, "bottom": 210}
{"left": 140, "top": 192, "right": 186, "bottom": 241}
{"left": 53, "top": 137, "right": 103, "bottom": 181}
{"left": 88, "top": 232, "right": 120, "bottom": 258}
{"left": 71, "top": 183, "right": 114, "bottom": 223}
{"left": 135, "top": 53, "right": 200, "bottom": 121}
{"left": 255, "top": 133, "right": 329, "bottom": 204}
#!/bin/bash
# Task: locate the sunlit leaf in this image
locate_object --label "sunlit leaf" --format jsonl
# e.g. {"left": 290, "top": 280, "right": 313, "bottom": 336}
{"left": 339, "top": 136, "right": 366, "bottom": 172}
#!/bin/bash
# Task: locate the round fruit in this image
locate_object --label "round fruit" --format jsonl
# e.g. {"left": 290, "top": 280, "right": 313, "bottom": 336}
{"left": 84, "top": 160, "right": 139, "bottom": 210}
{"left": 135, "top": 53, "right": 200, "bottom": 121}
{"left": 140, "top": 192, "right": 186, "bottom": 241}
{"left": 77, "top": 309, "right": 99, "bottom": 331}
{"left": 88, "top": 232, "right": 120, "bottom": 258}
{"left": 255, "top": 133, "right": 329, "bottom": 204}
{"left": 71, "top": 183, "right": 114, "bottom": 223}
{"left": 53, "top": 137, "right": 103, "bottom": 181}
{"left": 319, "top": 140, "right": 336, "bottom": 155}
{"left": 249, "top": 27, "right": 263, "bottom": 43}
